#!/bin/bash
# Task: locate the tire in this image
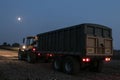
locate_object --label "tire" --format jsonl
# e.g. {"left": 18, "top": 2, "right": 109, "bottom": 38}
{"left": 63, "top": 57, "right": 80, "bottom": 74}
{"left": 27, "top": 52, "right": 36, "bottom": 63}
{"left": 52, "top": 57, "right": 62, "bottom": 71}
{"left": 18, "top": 51, "right": 23, "bottom": 60}
{"left": 89, "top": 60, "right": 103, "bottom": 72}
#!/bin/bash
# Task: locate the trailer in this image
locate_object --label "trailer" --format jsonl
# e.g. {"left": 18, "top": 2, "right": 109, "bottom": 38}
{"left": 18, "top": 23, "right": 113, "bottom": 74}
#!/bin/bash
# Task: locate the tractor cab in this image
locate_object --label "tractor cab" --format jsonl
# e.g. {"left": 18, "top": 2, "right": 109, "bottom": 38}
{"left": 18, "top": 36, "right": 38, "bottom": 61}
{"left": 21, "top": 36, "right": 38, "bottom": 51}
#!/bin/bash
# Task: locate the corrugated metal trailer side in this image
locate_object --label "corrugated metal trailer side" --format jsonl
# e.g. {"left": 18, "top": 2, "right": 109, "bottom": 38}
{"left": 37, "top": 24, "right": 86, "bottom": 55}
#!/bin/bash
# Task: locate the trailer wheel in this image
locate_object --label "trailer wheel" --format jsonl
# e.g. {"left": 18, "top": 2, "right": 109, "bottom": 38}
{"left": 89, "top": 60, "right": 103, "bottom": 72}
{"left": 27, "top": 52, "right": 36, "bottom": 63}
{"left": 63, "top": 57, "right": 80, "bottom": 74}
{"left": 52, "top": 57, "right": 62, "bottom": 71}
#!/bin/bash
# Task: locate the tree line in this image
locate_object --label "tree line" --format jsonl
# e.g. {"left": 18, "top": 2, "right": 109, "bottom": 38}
{"left": 1, "top": 42, "right": 20, "bottom": 47}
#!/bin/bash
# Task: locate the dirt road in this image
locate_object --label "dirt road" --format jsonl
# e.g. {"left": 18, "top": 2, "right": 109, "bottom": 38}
{"left": 0, "top": 49, "right": 120, "bottom": 80}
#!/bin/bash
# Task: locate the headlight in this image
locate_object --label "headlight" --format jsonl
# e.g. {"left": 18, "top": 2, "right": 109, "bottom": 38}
{"left": 22, "top": 45, "right": 26, "bottom": 49}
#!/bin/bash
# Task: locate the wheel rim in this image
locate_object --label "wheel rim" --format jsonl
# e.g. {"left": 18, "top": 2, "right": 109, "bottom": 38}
{"left": 27, "top": 55, "right": 31, "bottom": 62}
{"left": 65, "top": 61, "right": 72, "bottom": 72}
{"left": 54, "top": 60, "right": 59, "bottom": 69}
{"left": 18, "top": 53, "right": 22, "bottom": 60}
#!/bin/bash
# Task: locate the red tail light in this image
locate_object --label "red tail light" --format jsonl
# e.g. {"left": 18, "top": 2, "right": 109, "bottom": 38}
{"left": 82, "top": 58, "right": 86, "bottom": 62}
{"left": 32, "top": 48, "right": 36, "bottom": 51}
{"left": 47, "top": 53, "right": 53, "bottom": 57}
{"left": 82, "top": 58, "right": 90, "bottom": 62}
{"left": 105, "top": 57, "right": 111, "bottom": 62}
{"left": 38, "top": 53, "right": 41, "bottom": 56}
{"left": 49, "top": 54, "right": 53, "bottom": 57}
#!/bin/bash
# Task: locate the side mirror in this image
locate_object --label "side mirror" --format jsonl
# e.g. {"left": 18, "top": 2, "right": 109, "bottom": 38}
{"left": 23, "top": 38, "right": 25, "bottom": 43}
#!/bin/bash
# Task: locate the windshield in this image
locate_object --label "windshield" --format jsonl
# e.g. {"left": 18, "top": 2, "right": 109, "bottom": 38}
{"left": 26, "top": 38, "right": 37, "bottom": 46}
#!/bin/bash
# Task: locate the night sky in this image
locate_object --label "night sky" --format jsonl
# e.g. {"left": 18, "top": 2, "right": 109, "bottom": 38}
{"left": 0, "top": 0, "right": 120, "bottom": 49}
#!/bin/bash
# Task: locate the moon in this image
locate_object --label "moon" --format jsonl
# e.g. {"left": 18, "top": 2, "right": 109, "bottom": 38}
{"left": 17, "top": 17, "right": 21, "bottom": 21}
{"left": 17, "top": 16, "right": 23, "bottom": 23}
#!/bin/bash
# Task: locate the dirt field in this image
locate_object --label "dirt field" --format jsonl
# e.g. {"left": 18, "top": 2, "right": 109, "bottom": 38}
{"left": 0, "top": 49, "right": 120, "bottom": 80}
